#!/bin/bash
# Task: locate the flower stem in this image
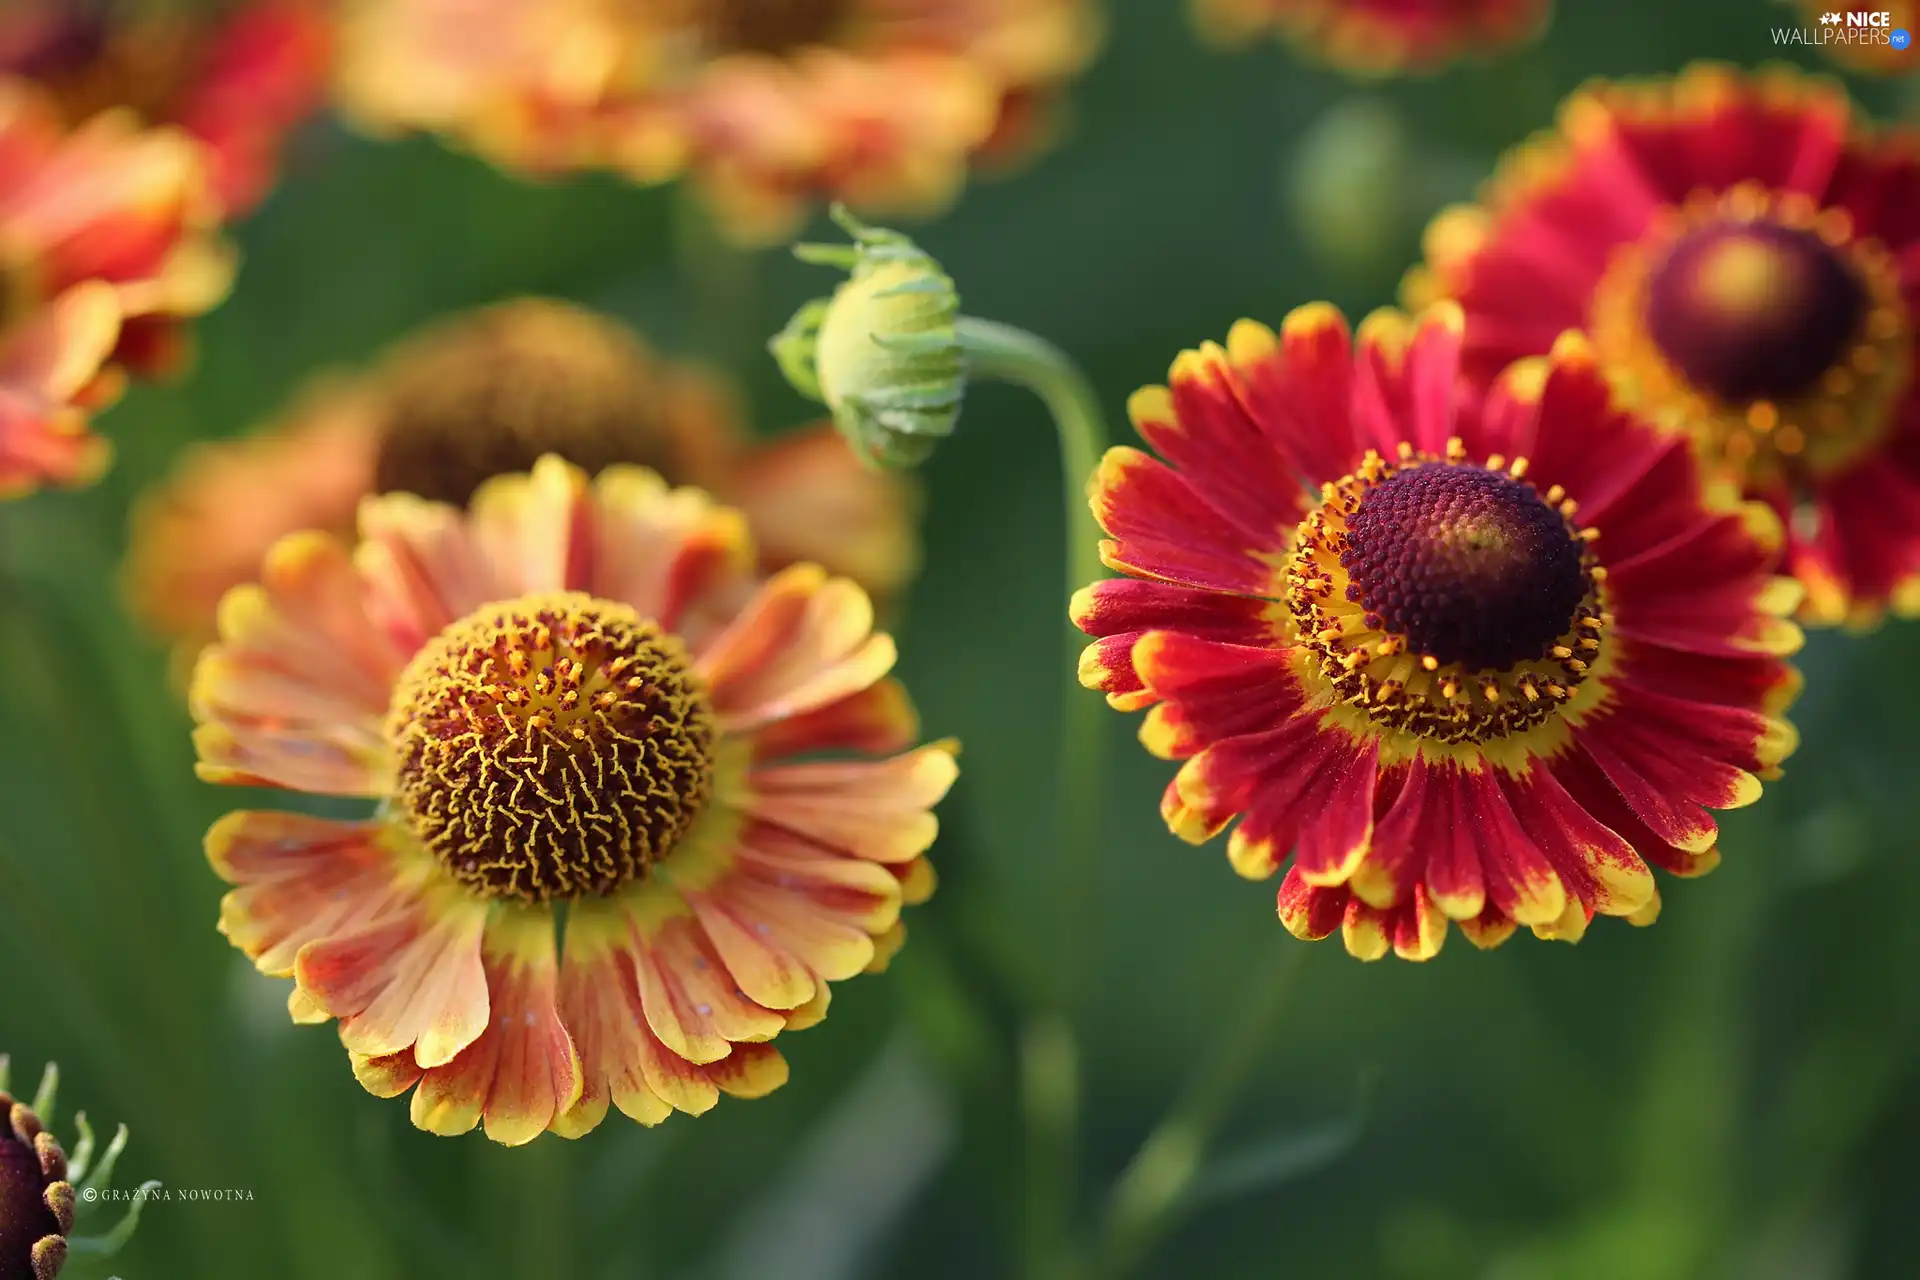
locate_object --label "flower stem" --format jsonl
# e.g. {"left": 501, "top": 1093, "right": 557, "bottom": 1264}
{"left": 1093, "top": 940, "right": 1311, "bottom": 1279}
{"left": 955, "top": 317, "right": 1109, "bottom": 1280}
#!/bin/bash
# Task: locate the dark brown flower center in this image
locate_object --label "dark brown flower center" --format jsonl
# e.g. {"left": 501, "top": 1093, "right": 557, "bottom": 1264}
{"left": 1645, "top": 220, "right": 1868, "bottom": 404}
{"left": 1343, "top": 462, "right": 1588, "bottom": 672}
{"left": 371, "top": 301, "right": 698, "bottom": 509}
{"left": 388, "top": 593, "right": 718, "bottom": 905}
{"left": 0, "top": 1094, "right": 69, "bottom": 1280}
{"left": 696, "top": 0, "right": 851, "bottom": 54}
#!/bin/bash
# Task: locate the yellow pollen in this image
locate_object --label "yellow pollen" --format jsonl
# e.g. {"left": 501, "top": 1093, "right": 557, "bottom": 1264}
{"left": 386, "top": 592, "right": 717, "bottom": 904}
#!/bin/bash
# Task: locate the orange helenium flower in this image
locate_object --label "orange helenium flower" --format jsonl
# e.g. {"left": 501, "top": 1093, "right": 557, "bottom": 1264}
{"left": 333, "top": 0, "right": 1100, "bottom": 241}
{"left": 0, "top": 0, "right": 332, "bottom": 217}
{"left": 0, "top": 77, "right": 232, "bottom": 495}
{"left": 1074, "top": 302, "right": 1802, "bottom": 961}
{"left": 192, "top": 455, "right": 954, "bottom": 1141}
{"left": 125, "top": 299, "right": 918, "bottom": 662}
{"left": 1194, "top": 0, "right": 1548, "bottom": 75}
{"left": 1406, "top": 66, "right": 1920, "bottom": 627}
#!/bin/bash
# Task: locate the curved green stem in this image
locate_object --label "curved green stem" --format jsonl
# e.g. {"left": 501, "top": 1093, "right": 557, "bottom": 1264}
{"left": 1094, "top": 940, "right": 1311, "bottom": 1279}
{"left": 955, "top": 317, "right": 1109, "bottom": 1280}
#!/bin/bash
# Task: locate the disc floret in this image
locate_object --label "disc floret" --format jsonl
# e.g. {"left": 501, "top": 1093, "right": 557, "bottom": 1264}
{"left": 1286, "top": 437, "right": 1606, "bottom": 745}
{"left": 388, "top": 592, "right": 719, "bottom": 904}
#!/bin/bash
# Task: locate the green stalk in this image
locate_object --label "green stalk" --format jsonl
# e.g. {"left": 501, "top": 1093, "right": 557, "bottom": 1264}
{"left": 954, "top": 317, "right": 1109, "bottom": 1280}
{"left": 1093, "top": 940, "right": 1311, "bottom": 1279}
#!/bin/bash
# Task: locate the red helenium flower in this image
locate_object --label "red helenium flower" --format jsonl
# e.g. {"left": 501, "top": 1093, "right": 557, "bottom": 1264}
{"left": 1406, "top": 65, "right": 1920, "bottom": 628}
{"left": 1074, "top": 302, "right": 1802, "bottom": 961}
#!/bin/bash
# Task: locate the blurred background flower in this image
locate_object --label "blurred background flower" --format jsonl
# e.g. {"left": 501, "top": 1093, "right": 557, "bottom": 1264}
{"left": 1405, "top": 65, "right": 1920, "bottom": 629}
{"left": 125, "top": 297, "right": 917, "bottom": 665}
{"left": 0, "top": 75, "right": 233, "bottom": 496}
{"left": 333, "top": 0, "right": 1102, "bottom": 242}
{"left": 1192, "top": 0, "right": 1550, "bottom": 75}
{"left": 3, "top": 2, "right": 1920, "bottom": 1279}
{"left": 0, "top": 0, "right": 332, "bottom": 218}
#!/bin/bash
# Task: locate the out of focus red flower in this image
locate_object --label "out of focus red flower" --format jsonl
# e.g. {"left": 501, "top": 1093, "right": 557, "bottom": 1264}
{"left": 334, "top": 0, "right": 1100, "bottom": 242}
{"left": 1, "top": 76, "right": 234, "bottom": 496}
{"left": 0, "top": 0, "right": 332, "bottom": 216}
{"left": 1407, "top": 65, "right": 1920, "bottom": 628}
{"left": 1194, "top": 0, "right": 1548, "bottom": 76}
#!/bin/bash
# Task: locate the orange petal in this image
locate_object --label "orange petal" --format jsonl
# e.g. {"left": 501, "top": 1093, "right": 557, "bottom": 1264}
{"left": 192, "top": 721, "right": 389, "bottom": 795}
{"left": 748, "top": 679, "right": 920, "bottom": 760}
{"left": 701, "top": 1041, "right": 789, "bottom": 1100}
{"left": 221, "top": 529, "right": 403, "bottom": 710}
{"left": 736, "top": 743, "right": 958, "bottom": 864}
{"left": 469, "top": 454, "right": 597, "bottom": 596}
{"left": 698, "top": 565, "right": 896, "bottom": 730}
{"left": 553, "top": 905, "right": 672, "bottom": 1137}
{"left": 683, "top": 887, "right": 819, "bottom": 1013}
{"left": 409, "top": 908, "right": 581, "bottom": 1145}
{"left": 206, "top": 811, "right": 424, "bottom": 976}
{"left": 628, "top": 912, "right": 783, "bottom": 1065}
{"left": 355, "top": 493, "right": 497, "bottom": 654}
{"left": 731, "top": 824, "right": 905, "bottom": 935}
{"left": 588, "top": 465, "right": 756, "bottom": 639}
{"left": 296, "top": 883, "right": 490, "bottom": 1068}
{"left": 698, "top": 874, "right": 876, "bottom": 983}
{"left": 351, "top": 1050, "right": 425, "bottom": 1099}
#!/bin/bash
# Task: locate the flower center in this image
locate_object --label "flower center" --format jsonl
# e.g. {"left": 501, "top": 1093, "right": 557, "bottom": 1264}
{"left": 0, "top": 1096, "right": 66, "bottom": 1280}
{"left": 696, "top": 0, "right": 851, "bottom": 54}
{"left": 371, "top": 301, "right": 700, "bottom": 509}
{"left": 0, "top": 3, "right": 109, "bottom": 79}
{"left": 0, "top": 2, "right": 199, "bottom": 126}
{"left": 387, "top": 593, "right": 718, "bottom": 904}
{"left": 1644, "top": 220, "right": 1865, "bottom": 404}
{"left": 1344, "top": 461, "right": 1589, "bottom": 670}
{"left": 1590, "top": 186, "right": 1912, "bottom": 486}
{"left": 1287, "top": 440, "right": 1605, "bottom": 745}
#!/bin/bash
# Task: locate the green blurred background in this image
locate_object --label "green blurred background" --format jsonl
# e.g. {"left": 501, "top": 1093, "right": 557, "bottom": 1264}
{"left": 6, "top": 1, "right": 1920, "bottom": 1276}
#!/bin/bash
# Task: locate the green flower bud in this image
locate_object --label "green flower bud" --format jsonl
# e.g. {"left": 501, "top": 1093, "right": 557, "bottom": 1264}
{"left": 770, "top": 206, "right": 966, "bottom": 470}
